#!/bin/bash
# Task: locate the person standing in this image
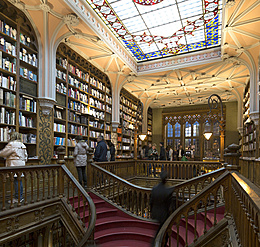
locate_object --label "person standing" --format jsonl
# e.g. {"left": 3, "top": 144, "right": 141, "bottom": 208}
{"left": 177, "top": 144, "right": 184, "bottom": 161}
{"left": 150, "top": 171, "right": 175, "bottom": 246}
{"left": 93, "top": 136, "right": 108, "bottom": 162}
{"left": 145, "top": 143, "right": 152, "bottom": 159}
{"left": 107, "top": 141, "right": 115, "bottom": 161}
{"left": 73, "top": 135, "right": 89, "bottom": 188}
{"left": 148, "top": 143, "right": 158, "bottom": 177}
{"left": 0, "top": 132, "right": 27, "bottom": 203}
{"left": 159, "top": 142, "right": 166, "bottom": 161}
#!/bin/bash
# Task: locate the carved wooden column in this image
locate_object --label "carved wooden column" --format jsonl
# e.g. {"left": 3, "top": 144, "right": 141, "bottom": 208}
{"left": 224, "top": 143, "right": 241, "bottom": 171}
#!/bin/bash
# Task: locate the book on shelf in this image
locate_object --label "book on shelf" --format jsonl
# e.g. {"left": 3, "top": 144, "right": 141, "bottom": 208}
{"left": 19, "top": 95, "right": 36, "bottom": 112}
{"left": 0, "top": 107, "right": 15, "bottom": 125}
{"left": 0, "top": 89, "right": 16, "bottom": 107}
{"left": 54, "top": 123, "right": 65, "bottom": 133}
{"left": 54, "top": 137, "right": 65, "bottom": 146}
{"left": 19, "top": 112, "right": 34, "bottom": 127}
{"left": 0, "top": 126, "right": 14, "bottom": 142}
{"left": 20, "top": 133, "right": 36, "bottom": 144}
{"left": 1, "top": 56, "right": 16, "bottom": 73}
{"left": 0, "top": 21, "right": 17, "bottom": 39}
{"left": 0, "top": 73, "right": 16, "bottom": 90}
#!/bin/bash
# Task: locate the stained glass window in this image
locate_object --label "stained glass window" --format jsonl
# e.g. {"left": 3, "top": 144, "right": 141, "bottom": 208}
{"left": 185, "top": 122, "right": 192, "bottom": 137}
{"left": 167, "top": 122, "right": 173, "bottom": 137}
{"left": 193, "top": 121, "right": 199, "bottom": 136}
{"left": 175, "top": 123, "right": 181, "bottom": 137}
{"left": 86, "top": 0, "right": 222, "bottom": 61}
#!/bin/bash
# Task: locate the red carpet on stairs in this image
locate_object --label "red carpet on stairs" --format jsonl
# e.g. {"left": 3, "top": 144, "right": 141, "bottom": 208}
{"left": 70, "top": 193, "right": 225, "bottom": 247}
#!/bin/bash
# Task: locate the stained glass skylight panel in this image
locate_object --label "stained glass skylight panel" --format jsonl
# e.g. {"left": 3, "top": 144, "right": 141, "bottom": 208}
{"left": 86, "top": 0, "right": 222, "bottom": 62}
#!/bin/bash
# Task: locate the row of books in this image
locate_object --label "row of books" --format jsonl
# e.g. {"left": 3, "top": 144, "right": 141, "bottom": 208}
{"left": 89, "top": 107, "right": 105, "bottom": 120}
{"left": 0, "top": 89, "right": 16, "bottom": 107}
{"left": 0, "top": 126, "right": 14, "bottom": 142}
{"left": 19, "top": 96, "right": 37, "bottom": 113}
{"left": 19, "top": 112, "right": 34, "bottom": 128}
{"left": 1, "top": 54, "right": 16, "bottom": 74}
{"left": 68, "top": 75, "right": 89, "bottom": 91}
{"left": 89, "top": 97, "right": 106, "bottom": 111}
{"left": 56, "top": 57, "right": 67, "bottom": 69}
{"left": 105, "top": 125, "right": 111, "bottom": 131}
{"left": 121, "top": 105, "right": 135, "bottom": 116}
{"left": 20, "top": 33, "right": 31, "bottom": 47}
{"left": 68, "top": 64, "right": 90, "bottom": 81}
{"left": 0, "top": 38, "right": 16, "bottom": 56}
{"left": 54, "top": 123, "right": 65, "bottom": 133}
{"left": 106, "top": 95, "right": 112, "bottom": 104}
{"left": 56, "top": 69, "right": 67, "bottom": 81}
{"left": 68, "top": 87, "right": 88, "bottom": 103}
{"left": 19, "top": 48, "right": 37, "bottom": 67}
{"left": 121, "top": 96, "right": 138, "bottom": 110}
{"left": 106, "top": 105, "right": 112, "bottom": 113}
{"left": 54, "top": 109, "right": 63, "bottom": 119}
{"left": 56, "top": 83, "right": 66, "bottom": 94}
{"left": 91, "top": 88, "right": 105, "bottom": 101}
{"left": 20, "top": 67, "right": 37, "bottom": 82}
{"left": 0, "top": 74, "right": 16, "bottom": 90}
{"left": 89, "top": 130, "right": 102, "bottom": 138}
{"left": 0, "top": 107, "right": 15, "bottom": 125}
{"left": 0, "top": 21, "right": 17, "bottom": 39}
{"left": 89, "top": 140, "right": 97, "bottom": 148}
{"left": 54, "top": 137, "right": 65, "bottom": 146}
{"left": 68, "top": 111, "right": 88, "bottom": 125}
{"left": 68, "top": 99, "right": 89, "bottom": 114}
{"left": 122, "top": 138, "right": 131, "bottom": 143}
{"left": 122, "top": 113, "right": 135, "bottom": 122}
{"left": 20, "top": 133, "right": 36, "bottom": 144}
{"left": 68, "top": 124, "right": 87, "bottom": 135}
{"left": 90, "top": 77, "right": 105, "bottom": 91}
{"left": 89, "top": 121, "right": 104, "bottom": 129}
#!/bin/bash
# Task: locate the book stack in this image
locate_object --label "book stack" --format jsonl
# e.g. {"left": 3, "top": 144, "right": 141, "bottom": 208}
{"left": 54, "top": 123, "right": 65, "bottom": 133}
{"left": 0, "top": 21, "right": 17, "bottom": 39}
{"left": 19, "top": 112, "right": 34, "bottom": 127}
{"left": 54, "top": 137, "right": 65, "bottom": 146}
{"left": 0, "top": 89, "right": 16, "bottom": 107}
{"left": 19, "top": 95, "right": 36, "bottom": 112}
{"left": 0, "top": 107, "right": 15, "bottom": 125}
{"left": 0, "top": 74, "right": 16, "bottom": 90}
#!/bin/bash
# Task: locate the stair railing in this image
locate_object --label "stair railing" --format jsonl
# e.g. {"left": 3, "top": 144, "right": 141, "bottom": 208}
{"left": 89, "top": 162, "right": 226, "bottom": 219}
{"left": 154, "top": 171, "right": 231, "bottom": 247}
{"left": 0, "top": 164, "right": 96, "bottom": 245}
{"left": 96, "top": 160, "right": 222, "bottom": 180}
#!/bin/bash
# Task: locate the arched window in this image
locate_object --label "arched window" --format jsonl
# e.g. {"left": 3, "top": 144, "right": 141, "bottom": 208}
{"left": 175, "top": 123, "right": 181, "bottom": 137}
{"left": 167, "top": 122, "right": 173, "bottom": 137}
{"left": 213, "top": 121, "right": 219, "bottom": 135}
{"left": 193, "top": 121, "right": 199, "bottom": 136}
{"left": 185, "top": 122, "right": 192, "bottom": 137}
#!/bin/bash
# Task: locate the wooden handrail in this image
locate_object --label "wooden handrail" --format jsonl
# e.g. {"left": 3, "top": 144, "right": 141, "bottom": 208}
{"left": 95, "top": 160, "right": 222, "bottom": 180}
{"left": 154, "top": 171, "right": 230, "bottom": 246}
{"left": 154, "top": 170, "right": 260, "bottom": 247}
{"left": 0, "top": 165, "right": 96, "bottom": 245}
{"left": 90, "top": 162, "right": 225, "bottom": 219}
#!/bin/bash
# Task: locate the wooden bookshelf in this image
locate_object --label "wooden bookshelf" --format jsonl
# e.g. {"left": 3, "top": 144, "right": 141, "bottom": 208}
{"left": 0, "top": 10, "right": 38, "bottom": 158}
{"left": 54, "top": 43, "right": 112, "bottom": 158}
{"left": 147, "top": 107, "right": 152, "bottom": 144}
{"left": 117, "top": 88, "right": 142, "bottom": 159}
{"left": 242, "top": 80, "right": 256, "bottom": 158}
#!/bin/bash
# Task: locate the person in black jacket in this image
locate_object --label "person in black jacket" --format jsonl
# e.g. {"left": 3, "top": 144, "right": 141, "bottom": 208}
{"left": 93, "top": 136, "right": 108, "bottom": 162}
{"left": 107, "top": 141, "right": 115, "bottom": 161}
{"left": 159, "top": 142, "right": 166, "bottom": 160}
{"left": 150, "top": 171, "right": 175, "bottom": 246}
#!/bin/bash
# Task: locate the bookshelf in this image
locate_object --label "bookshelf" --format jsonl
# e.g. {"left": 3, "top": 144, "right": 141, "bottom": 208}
{"left": 147, "top": 107, "right": 152, "bottom": 144}
{"left": 0, "top": 10, "right": 38, "bottom": 159}
{"left": 242, "top": 81, "right": 256, "bottom": 158}
{"left": 117, "top": 88, "right": 142, "bottom": 159}
{"left": 54, "top": 43, "right": 112, "bottom": 158}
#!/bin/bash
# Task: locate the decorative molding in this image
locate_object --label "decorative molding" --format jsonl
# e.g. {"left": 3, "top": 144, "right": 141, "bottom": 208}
{"left": 64, "top": 0, "right": 138, "bottom": 73}
{"left": 63, "top": 13, "right": 79, "bottom": 26}
{"left": 38, "top": 98, "right": 56, "bottom": 115}
{"left": 137, "top": 48, "right": 221, "bottom": 74}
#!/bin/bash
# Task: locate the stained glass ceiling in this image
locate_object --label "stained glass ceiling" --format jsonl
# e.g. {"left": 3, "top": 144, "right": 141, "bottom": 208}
{"left": 86, "top": 0, "right": 222, "bottom": 62}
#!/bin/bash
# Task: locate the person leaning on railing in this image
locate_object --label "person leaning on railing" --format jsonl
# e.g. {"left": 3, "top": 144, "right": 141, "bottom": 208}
{"left": 0, "top": 131, "right": 27, "bottom": 203}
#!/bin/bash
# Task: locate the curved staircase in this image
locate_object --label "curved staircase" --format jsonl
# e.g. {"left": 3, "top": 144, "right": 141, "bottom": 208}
{"left": 70, "top": 192, "right": 225, "bottom": 247}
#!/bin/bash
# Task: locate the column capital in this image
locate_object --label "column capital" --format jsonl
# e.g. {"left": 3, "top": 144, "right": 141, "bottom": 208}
{"left": 38, "top": 98, "right": 56, "bottom": 115}
{"left": 249, "top": 111, "right": 259, "bottom": 126}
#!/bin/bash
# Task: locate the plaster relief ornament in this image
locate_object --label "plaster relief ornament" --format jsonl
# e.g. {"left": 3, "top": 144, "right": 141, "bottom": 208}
{"left": 63, "top": 14, "right": 79, "bottom": 26}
